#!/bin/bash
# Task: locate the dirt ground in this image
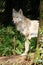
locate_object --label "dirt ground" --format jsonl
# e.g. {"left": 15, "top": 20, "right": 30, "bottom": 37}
{"left": 0, "top": 53, "right": 35, "bottom": 65}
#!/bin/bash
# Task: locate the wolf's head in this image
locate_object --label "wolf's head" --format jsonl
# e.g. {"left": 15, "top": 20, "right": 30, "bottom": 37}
{"left": 12, "top": 9, "right": 23, "bottom": 24}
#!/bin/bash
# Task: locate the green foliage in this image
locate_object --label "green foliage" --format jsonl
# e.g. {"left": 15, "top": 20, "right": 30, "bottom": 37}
{"left": 0, "top": 25, "right": 38, "bottom": 56}
{"left": 39, "top": 27, "right": 43, "bottom": 36}
{"left": 29, "top": 37, "right": 37, "bottom": 51}
{"left": 0, "top": 0, "right": 5, "bottom": 8}
{"left": 0, "top": 25, "right": 25, "bottom": 56}
{"left": 0, "top": 26, "right": 14, "bottom": 56}
{"left": 34, "top": 27, "right": 43, "bottom": 65}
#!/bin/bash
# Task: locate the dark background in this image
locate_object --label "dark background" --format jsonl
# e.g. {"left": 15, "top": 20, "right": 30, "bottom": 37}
{"left": 0, "top": 0, "right": 40, "bottom": 26}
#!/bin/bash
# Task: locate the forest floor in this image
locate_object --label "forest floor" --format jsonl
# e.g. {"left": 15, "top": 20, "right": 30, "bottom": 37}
{"left": 0, "top": 53, "right": 35, "bottom": 65}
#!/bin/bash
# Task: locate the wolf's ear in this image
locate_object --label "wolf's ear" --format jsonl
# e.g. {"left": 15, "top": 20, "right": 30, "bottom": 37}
{"left": 19, "top": 9, "right": 23, "bottom": 15}
{"left": 12, "top": 9, "right": 17, "bottom": 16}
{"left": 13, "top": 9, "right": 17, "bottom": 13}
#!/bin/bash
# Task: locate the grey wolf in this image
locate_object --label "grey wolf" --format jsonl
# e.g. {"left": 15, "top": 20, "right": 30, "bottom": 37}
{"left": 12, "top": 9, "right": 39, "bottom": 55}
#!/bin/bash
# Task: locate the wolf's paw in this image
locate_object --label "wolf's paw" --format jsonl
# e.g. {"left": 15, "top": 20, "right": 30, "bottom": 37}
{"left": 20, "top": 52, "right": 27, "bottom": 56}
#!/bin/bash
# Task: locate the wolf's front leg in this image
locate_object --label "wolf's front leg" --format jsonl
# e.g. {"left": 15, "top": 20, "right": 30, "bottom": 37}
{"left": 21, "top": 40, "right": 30, "bottom": 56}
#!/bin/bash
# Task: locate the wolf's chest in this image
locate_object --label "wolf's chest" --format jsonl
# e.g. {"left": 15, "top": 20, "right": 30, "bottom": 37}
{"left": 16, "top": 22, "right": 29, "bottom": 35}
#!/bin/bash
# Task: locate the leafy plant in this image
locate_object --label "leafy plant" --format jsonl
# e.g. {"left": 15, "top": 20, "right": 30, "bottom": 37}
{"left": 29, "top": 37, "right": 37, "bottom": 51}
{"left": 0, "top": 25, "right": 25, "bottom": 56}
